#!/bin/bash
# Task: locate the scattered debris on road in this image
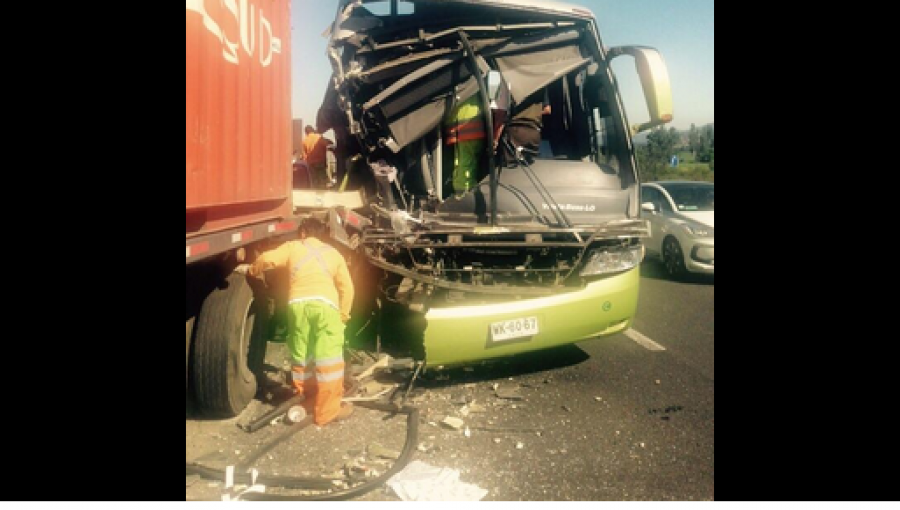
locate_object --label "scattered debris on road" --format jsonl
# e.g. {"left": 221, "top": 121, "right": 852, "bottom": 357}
{"left": 368, "top": 443, "right": 401, "bottom": 460}
{"left": 441, "top": 416, "right": 465, "bottom": 430}
{"left": 494, "top": 385, "right": 524, "bottom": 400}
{"left": 386, "top": 460, "right": 488, "bottom": 501}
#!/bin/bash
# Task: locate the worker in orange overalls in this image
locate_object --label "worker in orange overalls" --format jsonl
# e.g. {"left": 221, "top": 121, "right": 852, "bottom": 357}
{"left": 236, "top": 218, "right": 355, "bottom": 425}
{"left": 301, "top": 125, "right": 330, "bottom": 189}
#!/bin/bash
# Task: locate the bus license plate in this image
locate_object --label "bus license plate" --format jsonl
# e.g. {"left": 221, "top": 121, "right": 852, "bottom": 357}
{"left": 490, "top": 317, "right": 539, "bottom": 342}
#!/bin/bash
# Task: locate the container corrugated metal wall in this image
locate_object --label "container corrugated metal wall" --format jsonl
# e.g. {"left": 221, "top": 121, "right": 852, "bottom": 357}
{"left": 186, "top": 0, "right": 292, "bottom": 237}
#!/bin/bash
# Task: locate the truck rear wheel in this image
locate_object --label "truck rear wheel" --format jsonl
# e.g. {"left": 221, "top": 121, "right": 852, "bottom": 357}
{"left": 192, "top": 271, "right": 269, "bottom": 417}
{"left": 186, "top": 316, "right": 194, "bottom": 392}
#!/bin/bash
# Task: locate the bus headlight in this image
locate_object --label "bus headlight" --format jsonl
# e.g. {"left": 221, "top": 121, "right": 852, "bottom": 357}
{"left": 580, "top": 245, "right": 644, "bottom": 277}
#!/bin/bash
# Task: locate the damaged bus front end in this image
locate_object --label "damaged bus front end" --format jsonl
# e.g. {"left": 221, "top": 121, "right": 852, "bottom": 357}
{"left": 320, "top": 0, "right": 673, "bottom": 366}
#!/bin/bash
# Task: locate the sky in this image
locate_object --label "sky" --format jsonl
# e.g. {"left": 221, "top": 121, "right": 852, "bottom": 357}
{"left": 290, "top": 0, "right": 714, "bottom": 131}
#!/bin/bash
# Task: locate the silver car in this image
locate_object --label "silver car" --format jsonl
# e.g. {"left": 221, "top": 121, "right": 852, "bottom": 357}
{"left": 640, "top": 181, "right": 714, "bottom": 278}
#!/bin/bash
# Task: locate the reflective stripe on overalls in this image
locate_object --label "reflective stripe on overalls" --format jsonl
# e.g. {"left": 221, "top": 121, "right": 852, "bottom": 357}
{"left": 445, "top": 96, "right": 486, "bottom": 145}
{"left": 444, "top": 96, "right": 485, "bottom": 193}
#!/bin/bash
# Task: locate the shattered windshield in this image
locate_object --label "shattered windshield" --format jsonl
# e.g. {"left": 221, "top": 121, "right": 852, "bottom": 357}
{"left": 327, "top": 0, "right": 629, "bottom": 164}
{"left": 319, "top": 0, "right": 638, "bottom": 227}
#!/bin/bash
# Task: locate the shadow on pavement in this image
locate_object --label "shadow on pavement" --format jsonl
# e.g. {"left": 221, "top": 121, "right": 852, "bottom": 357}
{"left": 640, "top": 258, "right": 714, "bottom": 286}
{"left": 187, "top": 312, "right": 592, "bottom": 419}
{"left": 186, "top": 361, "right": 291, "bottom": 421}
{"left": 417, "top": 344, "right": 591, "bottom": 390}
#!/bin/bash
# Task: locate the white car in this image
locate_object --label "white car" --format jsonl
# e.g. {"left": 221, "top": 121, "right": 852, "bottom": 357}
{"left": 640, "top": 181, "right": 714, "bottom": 278}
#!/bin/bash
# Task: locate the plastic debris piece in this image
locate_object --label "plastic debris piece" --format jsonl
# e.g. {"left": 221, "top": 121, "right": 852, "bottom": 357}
{"left": 368, "top": 442, "right": 401, "bottom": 460}
{"left": 495, "top": 386, "right": 524, "bottom": 400}
{"left": 467, "top": 403, "right": 486, "bottom": 413}
{"left": 451, "top": 394, "right": 473, "bottom": 405}
{"left": 363, "top": 380, "right": 390, "bottom": 395}
{"left": 515, "top": 442, "right": 524, "bottom": 450}
{"left": 441, "top": 416, "right": 464, "bottom": 430}
{"left": 225, "top": 466, "right": 235, "bottom": 489}
{"left": 236, "top": 484, "right": 266, "bottom": 500}
{"left": 285, "top": 406, "right": 306, "bottom": 423}
{"left": 387, "top": 460, "right": 488, "bottom": 501}
{"left": 464, "top": 427, "right": 471, "bottom": 438}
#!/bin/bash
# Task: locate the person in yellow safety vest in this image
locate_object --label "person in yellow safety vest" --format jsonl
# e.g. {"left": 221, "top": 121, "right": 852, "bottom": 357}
{"left": 235, "top": 218, "right": 355, "bottom": 426}
{"left": 443, "top": 84, "right": 509, "bottom": 196}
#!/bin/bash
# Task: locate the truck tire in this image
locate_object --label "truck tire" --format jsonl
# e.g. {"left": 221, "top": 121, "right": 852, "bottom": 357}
{"left": 192, "top": 271, "right": 269, "bottom": 417}
{"left": 186, "top": 316, "right": 194, "bottom": 392}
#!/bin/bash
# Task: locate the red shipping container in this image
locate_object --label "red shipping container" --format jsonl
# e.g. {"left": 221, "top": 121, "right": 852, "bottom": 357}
{"left": 186, "top": 0, "right": 292, "bottom": 238}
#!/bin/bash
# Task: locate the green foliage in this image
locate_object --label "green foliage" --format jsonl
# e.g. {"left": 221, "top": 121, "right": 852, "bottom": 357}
{"left": 636, "top": 124, "right": 713, "bottom": 183}
{"left": 636, "top": 126, "right": 679, "bottom": 182}
{"left": 686, "top": 123, "right": 714, "bottom": 159}
{"left": 688, "top": 123, "right": 699, "bottom": 154}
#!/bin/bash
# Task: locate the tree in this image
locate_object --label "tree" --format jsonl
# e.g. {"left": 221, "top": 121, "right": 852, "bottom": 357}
{"left": 688, "top": 123, "right": 699, "bottom": 155}
{"left": 702, "top": 124, "right": 714, "bottom": 147}
{"left": 696, "top": 124, "right": 714, "bottom": 163}
{"left": 647, "top": 126, "right": 678, "bottom": 161}
{"left": 636, "top": 126, "right": 679, "bottom": 181}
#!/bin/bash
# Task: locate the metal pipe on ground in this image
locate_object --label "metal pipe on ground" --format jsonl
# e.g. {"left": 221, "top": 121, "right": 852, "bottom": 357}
{"left": 238, "top": 393, "right": 305, "bottom": 433}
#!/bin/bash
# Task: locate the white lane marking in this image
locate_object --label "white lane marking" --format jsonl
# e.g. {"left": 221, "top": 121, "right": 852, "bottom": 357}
{"left": 624, "top": 328, "right": 667, "bottom": 351}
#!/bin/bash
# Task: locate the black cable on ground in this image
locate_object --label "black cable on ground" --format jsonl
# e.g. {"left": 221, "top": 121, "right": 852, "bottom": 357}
{"left": 241, "top": 402, "right": 419, "bottom": 501}
{"left": 185, "top": 458, "right": 337, "bottom": 491}
{"left": 186, "top": 401, "right": 419, "bottom": 501}
{"left": 238, "top": 415, "right": 313, "bottom": 470}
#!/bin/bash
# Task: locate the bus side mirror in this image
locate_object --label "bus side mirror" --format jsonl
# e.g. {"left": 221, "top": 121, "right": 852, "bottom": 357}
{"left": 608, "top": 46, "right": 674, "bottom": 134}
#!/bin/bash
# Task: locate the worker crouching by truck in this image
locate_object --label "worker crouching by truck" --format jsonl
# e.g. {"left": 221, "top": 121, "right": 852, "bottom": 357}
{"left": 236, "top": 218, "right": 356, "bottom": 426}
